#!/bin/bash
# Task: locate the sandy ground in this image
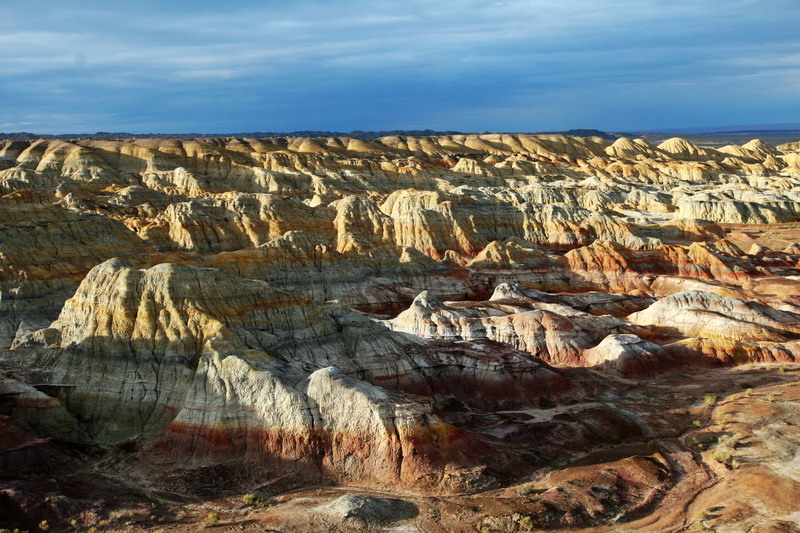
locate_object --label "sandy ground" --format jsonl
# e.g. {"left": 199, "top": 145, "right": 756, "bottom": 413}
{"left": 723, "top": 222, "right": 800, "bottom": 252}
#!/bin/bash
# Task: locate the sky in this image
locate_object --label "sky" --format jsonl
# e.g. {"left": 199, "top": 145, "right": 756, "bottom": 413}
{"left": 1, "top": 0, "right": 799, "bottom": 134}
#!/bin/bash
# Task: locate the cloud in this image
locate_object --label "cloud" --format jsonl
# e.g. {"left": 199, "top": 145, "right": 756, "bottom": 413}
{"left": 1, "top": 0, "right": 798, "bottom": 132}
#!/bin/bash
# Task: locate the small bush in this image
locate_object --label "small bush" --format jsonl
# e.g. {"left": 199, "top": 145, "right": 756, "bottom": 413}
{"left": 719, "top": 433, "right": 744, "bottom": 448}
{"left": 517, "top": 484, "right": 546, "bottom": 498}
{"left": 518, "top": 514, "right": 535, "bottom": 531}
{"left": 242, "top": 494, "right": 257, "bottom": 506}
{"left": 712, "top": 448, "right": 732, "bottom": 464}
{"left": 113, "top": 509, "right": 140, "bottom": 522}
{"left": 203, "top": 512, "right": 220, "bottom": 528}
{"left": 38, "top": 521, "right": 49, "bottom": 532}
{"left": 693, "top": 420, "right": 703, "bottom": 428}
{"left": 703, "top": 394, "right": 718, "bottom": 407}
{"left": 745, "top": 388, "right": 754, "bottom": 396}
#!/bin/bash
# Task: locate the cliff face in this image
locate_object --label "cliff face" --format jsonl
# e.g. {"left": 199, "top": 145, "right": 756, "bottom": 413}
{"left": 2, "top": 133, "right": 800, "bottom": 505}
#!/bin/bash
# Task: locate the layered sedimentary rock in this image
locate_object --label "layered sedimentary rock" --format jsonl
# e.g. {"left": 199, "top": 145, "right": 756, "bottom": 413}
{"left": 385, "top": 289, "right": 630, "bottom": 366}
{"left": 3, "top": 258, "right": 575, "bottom": 492}
{"left": 582, "top": 334, "right": 673, "bottom": 375}
{"left": 140, "top": 193, "right": 335, "bottom": 252}
{"left": 2, "top": 133, "right": 800, "bottom": 528}
{"left": 146, "top": 361, "right": 485, "bottom": 491}
{"left": 0, "top": 198, "right": 145, "bottom": 349}
{"left": 628, "top": 290, "right": 800, "bottom": 342}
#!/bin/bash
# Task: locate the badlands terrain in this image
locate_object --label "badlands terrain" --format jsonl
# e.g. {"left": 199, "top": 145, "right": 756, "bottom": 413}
{"left": 1, "top": 133, "right": 800, "bottom": 532}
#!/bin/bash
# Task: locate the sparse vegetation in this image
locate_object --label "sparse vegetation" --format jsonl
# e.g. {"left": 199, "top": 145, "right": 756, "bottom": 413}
{"left": 712, "top": 448, "right": 732, "bottom": 465}
{"left": 692, "top": 508, "right": 719, "bottom": 531}
{"left": 242, "top": 493, "right": 258, "bottom": 506}
{"left": 203, "top": 512, "right": 220, "bottom": 528}
{"left": 745, "top": 387, "right": 754, "bottom": 396}
{"left": 718, "top": 433, "right": 744, "bottom": 448}
{"left": 517, "top": 484, "right": 547, "bottom": 498}
{"left": 693, "top": 420, "right": 703, "bottom": 427}
{"left": 38, "top": 522, "right": 48, "bottom": 532}
{"left": 703, "top": 394, "right": 718, "bottom": 407}
{"left": 110, "top": 509, "right": 136, "bottom": 522}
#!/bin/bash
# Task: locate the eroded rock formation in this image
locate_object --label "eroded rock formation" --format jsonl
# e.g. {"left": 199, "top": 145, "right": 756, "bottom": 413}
{"left": 2, "top": 133, "right": 800, "bottom": 531}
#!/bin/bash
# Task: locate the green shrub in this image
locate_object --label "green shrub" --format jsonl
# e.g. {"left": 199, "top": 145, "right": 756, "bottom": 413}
{"left": 203, "top": 512, "right": 220, "bottom": 528}
{"left": 719, "top": 433, "right": 744, "bottom": 448}
{"left": 703, "top": 394, "right": 718, "bottom": 407}
{"left": 518, "top": 514, "right": 534, "bottom": 531}
{"left": 712, "top": 448, "right": 732, "bottom": 464}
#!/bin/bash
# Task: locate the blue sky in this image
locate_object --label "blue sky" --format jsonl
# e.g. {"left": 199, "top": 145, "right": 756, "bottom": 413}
{"left": 1, "top": 0, "right": 799, "bottom": 134}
